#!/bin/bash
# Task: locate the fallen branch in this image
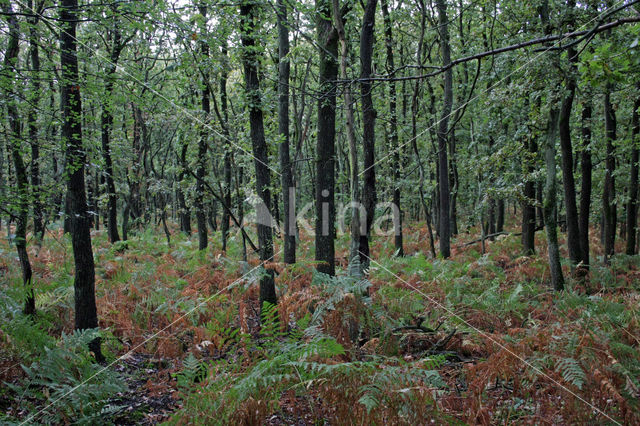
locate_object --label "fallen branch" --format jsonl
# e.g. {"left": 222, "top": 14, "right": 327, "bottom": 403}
{"left": 458, "top": 226, "right": 544, "bottom": 248}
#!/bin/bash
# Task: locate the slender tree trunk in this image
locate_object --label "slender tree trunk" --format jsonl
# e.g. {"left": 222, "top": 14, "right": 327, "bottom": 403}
{"left": 603, "top": 87, "right": 617, "bottom": 263}
{"left": 359, "top": 0, "right": 377, "bottom": 268}
{"left": 557, "top": 10, "right": 583, "bottom": 266}
{"left": 240, "top": 0, "right": 277, "bottom": 307}
{"left": 381, "top": 0, "right": 403, "bottom": 256}
{"left": 436, "top": 0, "right": 452, "bottom": 258}
{"left": 332, "top": 0, "right": 361, "bottom": 269}
{"left": 496, "top": 199, "right": 505, "bottom": 233}
{"left": 544, "top": 107, "right": 564, "bottom": 290}
{"left": 579, "top": 101, "right": 593, "bottom": 265}
{"left": 195, "top": 4, "right": 209, "bottom": 251}
{"left": 2, "top": 3, "right": 35, "bottom": 315}
{"left": 61, "top": 0, "right": 103, "bottom": 360}
{"left": 220, "top": 43, "right": 232, "bottom": 252}
{"left": 277, "top": 0, "right": 295, "bottom": 264}
{"left": 101, "top": 28, "right": 123, "bottom": 244}
{"left": 178, "top": 137, "right": 191, "bottom": 235}
{"left": 315, "top": 0, "right": 338, "bottom": 276}
{"left": 626, "top": 95, "right": 640, "bottom": 255}
{"left": 28, "top": 0, "right": 44, "bottom": 242}
{"left": 536, "top": 182, "right": 544, "bottom": 229}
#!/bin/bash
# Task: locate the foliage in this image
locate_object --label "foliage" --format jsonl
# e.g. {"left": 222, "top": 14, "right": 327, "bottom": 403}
{"left": 5, "top": 329, "right": 125, "bottom": 425}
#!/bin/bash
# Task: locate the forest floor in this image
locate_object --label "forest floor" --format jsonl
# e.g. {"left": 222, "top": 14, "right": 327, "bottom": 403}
{"left": 1, "top": 219, "right": 639, "bottom": 424}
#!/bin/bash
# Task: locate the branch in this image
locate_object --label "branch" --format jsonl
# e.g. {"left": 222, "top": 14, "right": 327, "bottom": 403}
{"left": 336, "top": 17, "right": 640, "bottom": 84}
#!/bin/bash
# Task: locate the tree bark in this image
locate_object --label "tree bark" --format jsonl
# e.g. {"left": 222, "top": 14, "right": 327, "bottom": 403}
{"left": 2, "top": 2, "right": 35, "bottom": 315}
{"left": 436, "top": 0, "right": 452, "bottom": 258}
{"left": 359, "top": 0, "right": 377, "bottom": 268}
{"left": 332, "top": 0, "right": 361, "bottom": 270}
{"left": 579, "top": 101, "right": 593, "bottom": 265}
{"left": 220, "top": 42, "right": 232, "bottom": 252}
{"left": 381, "top": 0, "right": 403, "bottom": 256}
{"left": 315, "top": 0, "right": 338, "bottom": 276}
{"left": 28, "top": 0, "right": 43, "bottom": 241}
{"left": 544, "top": 107, "right": 564, "bottom": 291}
{"left": 195, "top": 4, "right": 209, "bottom": 251}
{"left": 557, "top": 1, "right": 583, "bottom": 267}
{"left": 101, "top": 26, "right": 124, "bottom": 244}
{"left": 277, "top": 0, "right": 295, "bottom": 264}
{"left": 178, "top": 137, "right": 191, "bottom": 235}
{"left": 61, "top": 0, "right": 103, "bottom": 360}
{"left": 603, "top": 87, "right": 617, "bottom": 263}
{"left": 626, "top": 94, "right": 640, "bottom": 255}
{"left": 240, "top": 0, "right": 277, "bottom": 307}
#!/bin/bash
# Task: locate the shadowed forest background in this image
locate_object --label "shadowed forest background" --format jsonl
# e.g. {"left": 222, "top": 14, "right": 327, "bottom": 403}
{"left": 1, "top": 0, "right": 640, "bottom": 424}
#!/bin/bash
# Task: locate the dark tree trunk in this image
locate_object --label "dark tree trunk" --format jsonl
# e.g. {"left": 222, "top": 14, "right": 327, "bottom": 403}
{"left": 358, "top": 0, "right": 377, "bottom": 268}
{"left": 536, "top": 182, "right": 544, "bottom": 229}
{"left": 544, "top": 107, "right": 564, "bottom": 291}
{"left": 60, "top": 0, "right": 103, "bottom": 360}
{"left": 240, "top": 0, "right": 277, "bottom": 308}
{"left": 557, "top": 31, "right": 583, "bottom": 266}
{"left": 381, "top": 0, "right": 403, "bottom": 256}
{"left": 626, "top": 95, "right": 640, "bottom": 255}
{"left": 178, "top": 138, "right": 191, "bottom": 234}
{"left": 603, "top": 88, "right": 617, "bottom": 263}
{"left": 28, "top": 0, "right": 44, "bottom": 242}
{"left": 2, "top": 3, "right": 35, "bottom": 315}
{"left": 488, "top": 198, "right": 496, "bottom": 238}
{"left": 332, "top": 0, "right": 361, "bottom": 269}
{"left": 449, "top": 133, "right": 459, "bottom": 236}
{"left": 277, "top": 0, "right": 295, "bottom": 264}
{"left": 195, "top": 4, "right": 209, "bottom": 251}
{"left": 496, "top": 199, "right": 505, "bottom": 233}
{"left": 315, "top": 0, "right": 338, "bottom": 276}
{"left": 436, "top": 0, "right": 452, "bottom": 258}
{"left": 579, "top": 101, "right": 593, "bottom": 265}
{"left": 100, "top": 26, "right": 124, "bottom": 244}
{"left": 220, "top": 43, "right": 232, "bottom": 252}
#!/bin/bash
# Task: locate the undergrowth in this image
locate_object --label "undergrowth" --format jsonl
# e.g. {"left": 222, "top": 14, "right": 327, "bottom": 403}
{"left": 0, "top": 222, "right": 639, "bottom": 424}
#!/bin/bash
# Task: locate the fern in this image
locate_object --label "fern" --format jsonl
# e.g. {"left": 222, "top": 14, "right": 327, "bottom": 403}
{"left": 10, "top": 329, "right": 125, "bottom": 424}
{"left": 174, "top": 352, "right": 208, "bottom": 389}
{"left": 555, "top": 357, "right": 586, "bottom": 390}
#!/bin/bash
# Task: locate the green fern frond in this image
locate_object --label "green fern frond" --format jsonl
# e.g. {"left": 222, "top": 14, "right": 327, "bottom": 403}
{"left": 556, "top": 357, "right": 586, "bottom": 389}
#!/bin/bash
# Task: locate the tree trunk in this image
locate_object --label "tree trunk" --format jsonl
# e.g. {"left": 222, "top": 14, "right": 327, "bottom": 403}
{"left": 60, "top": 0, "right": 103, "bottom": 360}
{"left": 543, "top": 107, "right": 564, "bottom": 290}
{"left": 496, "top": 199, "right": 505, "bottom": 233}
{"left": 359, "top": 0, "right": 377, "bottom": 269}
{"left": 195, "top": 4, "right": 209, "bottom": 251}
{"left": 277, "top": 0, "right": 295, "bottom": 264}
{"left": 626, "top": 95, "right": 640, "bottom": 255}
{"left": 101, "top": 27, "right": 123, "bottom": 244}
{"left": 603, "top": 87, "right": 617, "bottom": 263}
{"left": 436, "top": 0, "right": 452, "bottom": 258}
{"left": 579, "top": 101, "right": 592, "bottom": 265}
{"left": 557, "top": 16, "right": 583, "bottom": 266}
{"left": 315, "top": 0, "right": 338, "bottom": 276}
{"left": 2, "top": 3, "right": 35, "bottom": 315}
{"left": 381, "top": 0, "right": 403, "bottom": 256}
{"left": 178, "top": 137, "right": 191, "bottom": 234}
{"left": 28, "top": 0, "right": 44, "bottom": 242}
{"left": 240, "top": 0, "right": 277, "bottom": 308}
{"left": 332, "top": 0, "right": 361, "bottom": 270}
{"left": 220, "top": 42, "right": 232, "bottom": 252}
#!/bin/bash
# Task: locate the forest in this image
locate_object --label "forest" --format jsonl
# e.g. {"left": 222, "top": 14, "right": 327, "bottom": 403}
{"left": 1, "top": 0, "right": 640, "bottom": 423}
